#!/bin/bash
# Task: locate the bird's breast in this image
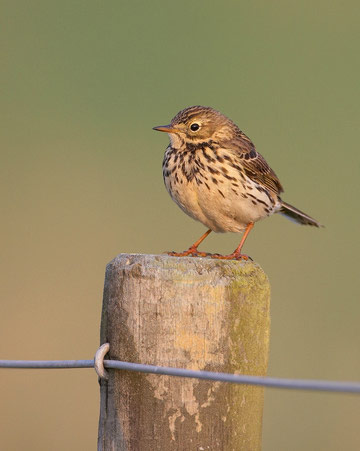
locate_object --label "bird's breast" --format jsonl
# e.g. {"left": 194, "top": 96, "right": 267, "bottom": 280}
{"left": 162, "top": 145, "right": 280, "bottom": 232}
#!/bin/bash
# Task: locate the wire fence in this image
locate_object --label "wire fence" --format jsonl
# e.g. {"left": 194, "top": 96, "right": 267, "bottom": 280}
{"left": 1, "top": 352, "right": 360, "bottom": 394}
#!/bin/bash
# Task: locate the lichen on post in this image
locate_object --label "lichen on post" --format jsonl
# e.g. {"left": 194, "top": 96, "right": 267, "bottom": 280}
{"left": 98, "top": 253, "right": 270, "bottom": 451}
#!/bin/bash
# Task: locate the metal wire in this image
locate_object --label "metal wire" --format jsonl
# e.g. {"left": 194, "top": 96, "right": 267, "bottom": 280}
{"left": 0, "top": 360, "right": 94, "bottom": 369}
{"left": 1, "top": 358, "right": 360, "bottom": 394}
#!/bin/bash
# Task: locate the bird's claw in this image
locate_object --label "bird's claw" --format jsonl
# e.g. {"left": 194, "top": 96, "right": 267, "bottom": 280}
{"left": 166, "top": 250, "right": 252, "bottom": 261}
{"left": 167, "top": 249, "right": 209, "bottom": 258}
{"left": 211, "top": 253, "right": 252, "bottom": 261}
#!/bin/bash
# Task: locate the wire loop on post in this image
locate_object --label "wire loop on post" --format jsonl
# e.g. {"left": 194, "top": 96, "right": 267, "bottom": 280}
{"left": 94, "top": 343, "right": 110, "bottom": 380}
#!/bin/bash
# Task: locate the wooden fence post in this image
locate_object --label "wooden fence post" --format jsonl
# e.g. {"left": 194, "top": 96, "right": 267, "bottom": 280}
{"left": 98, "top": 253, "right": 270, "bottom": 451}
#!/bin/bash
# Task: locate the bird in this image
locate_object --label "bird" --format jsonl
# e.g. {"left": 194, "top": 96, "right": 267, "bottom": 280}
{"left": 153, "top": 106, "right": 322, "bottom": 260}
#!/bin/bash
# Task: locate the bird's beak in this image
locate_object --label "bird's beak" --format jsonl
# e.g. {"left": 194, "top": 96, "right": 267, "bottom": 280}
{"left": 153, "top": 124, "right": 180, "bottom": 134}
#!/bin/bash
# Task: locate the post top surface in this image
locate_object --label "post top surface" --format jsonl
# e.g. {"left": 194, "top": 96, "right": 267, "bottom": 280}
{"left": 106, "top": 253, "right": 269, "bottom": 286}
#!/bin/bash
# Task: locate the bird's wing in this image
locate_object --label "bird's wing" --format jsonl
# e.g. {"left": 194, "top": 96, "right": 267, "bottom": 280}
{"left": 242, "top": 152, "right": 284, "bottom": 194}
{"left": 228, "top": 135, "right": 284, "bottom": 195}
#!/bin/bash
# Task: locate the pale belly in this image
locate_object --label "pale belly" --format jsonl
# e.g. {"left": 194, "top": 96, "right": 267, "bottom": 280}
{"left": 164, "top": 175, "right": 279, "bottom": 233}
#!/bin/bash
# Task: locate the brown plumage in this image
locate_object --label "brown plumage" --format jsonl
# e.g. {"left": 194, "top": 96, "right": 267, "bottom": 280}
{"left": 153, "top": 106, "right": 322, "bottom": 260}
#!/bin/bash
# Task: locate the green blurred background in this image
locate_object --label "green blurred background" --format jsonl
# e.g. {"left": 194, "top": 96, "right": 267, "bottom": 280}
{"left": 1, "top": 1, "right": 359, "bottom": 449}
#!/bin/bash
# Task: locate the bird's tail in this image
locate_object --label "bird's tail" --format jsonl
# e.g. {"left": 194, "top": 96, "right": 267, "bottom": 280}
{"left": 279, "top": 201, "right": 323, "bottom": 227}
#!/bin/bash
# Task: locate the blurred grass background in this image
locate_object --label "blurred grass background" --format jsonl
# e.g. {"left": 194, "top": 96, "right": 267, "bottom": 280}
{"left": 1, "top": 1, "right": 359, "bottom": 449}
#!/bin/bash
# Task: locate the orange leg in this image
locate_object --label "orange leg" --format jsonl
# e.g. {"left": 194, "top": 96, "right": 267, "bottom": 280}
{"left": 211, "top": 222, "right": 254, "bottom": 261}
{"left": 168, "top": 229, "right": 212, "bottom": 257}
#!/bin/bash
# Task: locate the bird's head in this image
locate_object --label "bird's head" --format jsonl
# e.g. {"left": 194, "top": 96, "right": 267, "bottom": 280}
{"left": 153, "top": 106, "right": 239, "bottom": 146}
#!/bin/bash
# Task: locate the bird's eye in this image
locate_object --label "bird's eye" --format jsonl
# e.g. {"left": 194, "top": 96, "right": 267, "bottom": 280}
{"left": 190, "top": 123, "right": 200, "bottom": 132}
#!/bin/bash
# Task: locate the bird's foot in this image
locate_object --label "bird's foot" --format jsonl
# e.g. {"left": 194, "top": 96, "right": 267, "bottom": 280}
{"left": 211, "top": 252, "right": 253, "bottom": 261}
{"left": 167, "top": 247, "right": 208, "bottom": 258}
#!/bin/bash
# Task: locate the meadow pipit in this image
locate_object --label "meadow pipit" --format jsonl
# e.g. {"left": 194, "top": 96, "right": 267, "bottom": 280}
{"left": 153, "top": 106, "right": 322, "bottom": 260}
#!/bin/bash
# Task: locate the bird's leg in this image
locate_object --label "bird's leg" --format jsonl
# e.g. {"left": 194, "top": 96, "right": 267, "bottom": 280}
{"left": 212, "top": 223, "right": 254, "bottom": 261}
{"left": 168, "top": 229, "right": 212, "bottom": 257}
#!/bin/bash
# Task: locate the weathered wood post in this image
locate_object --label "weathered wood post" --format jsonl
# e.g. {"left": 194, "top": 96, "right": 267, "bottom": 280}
{"left": 98, "top": 253, "right": 270, "bottom": 450}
